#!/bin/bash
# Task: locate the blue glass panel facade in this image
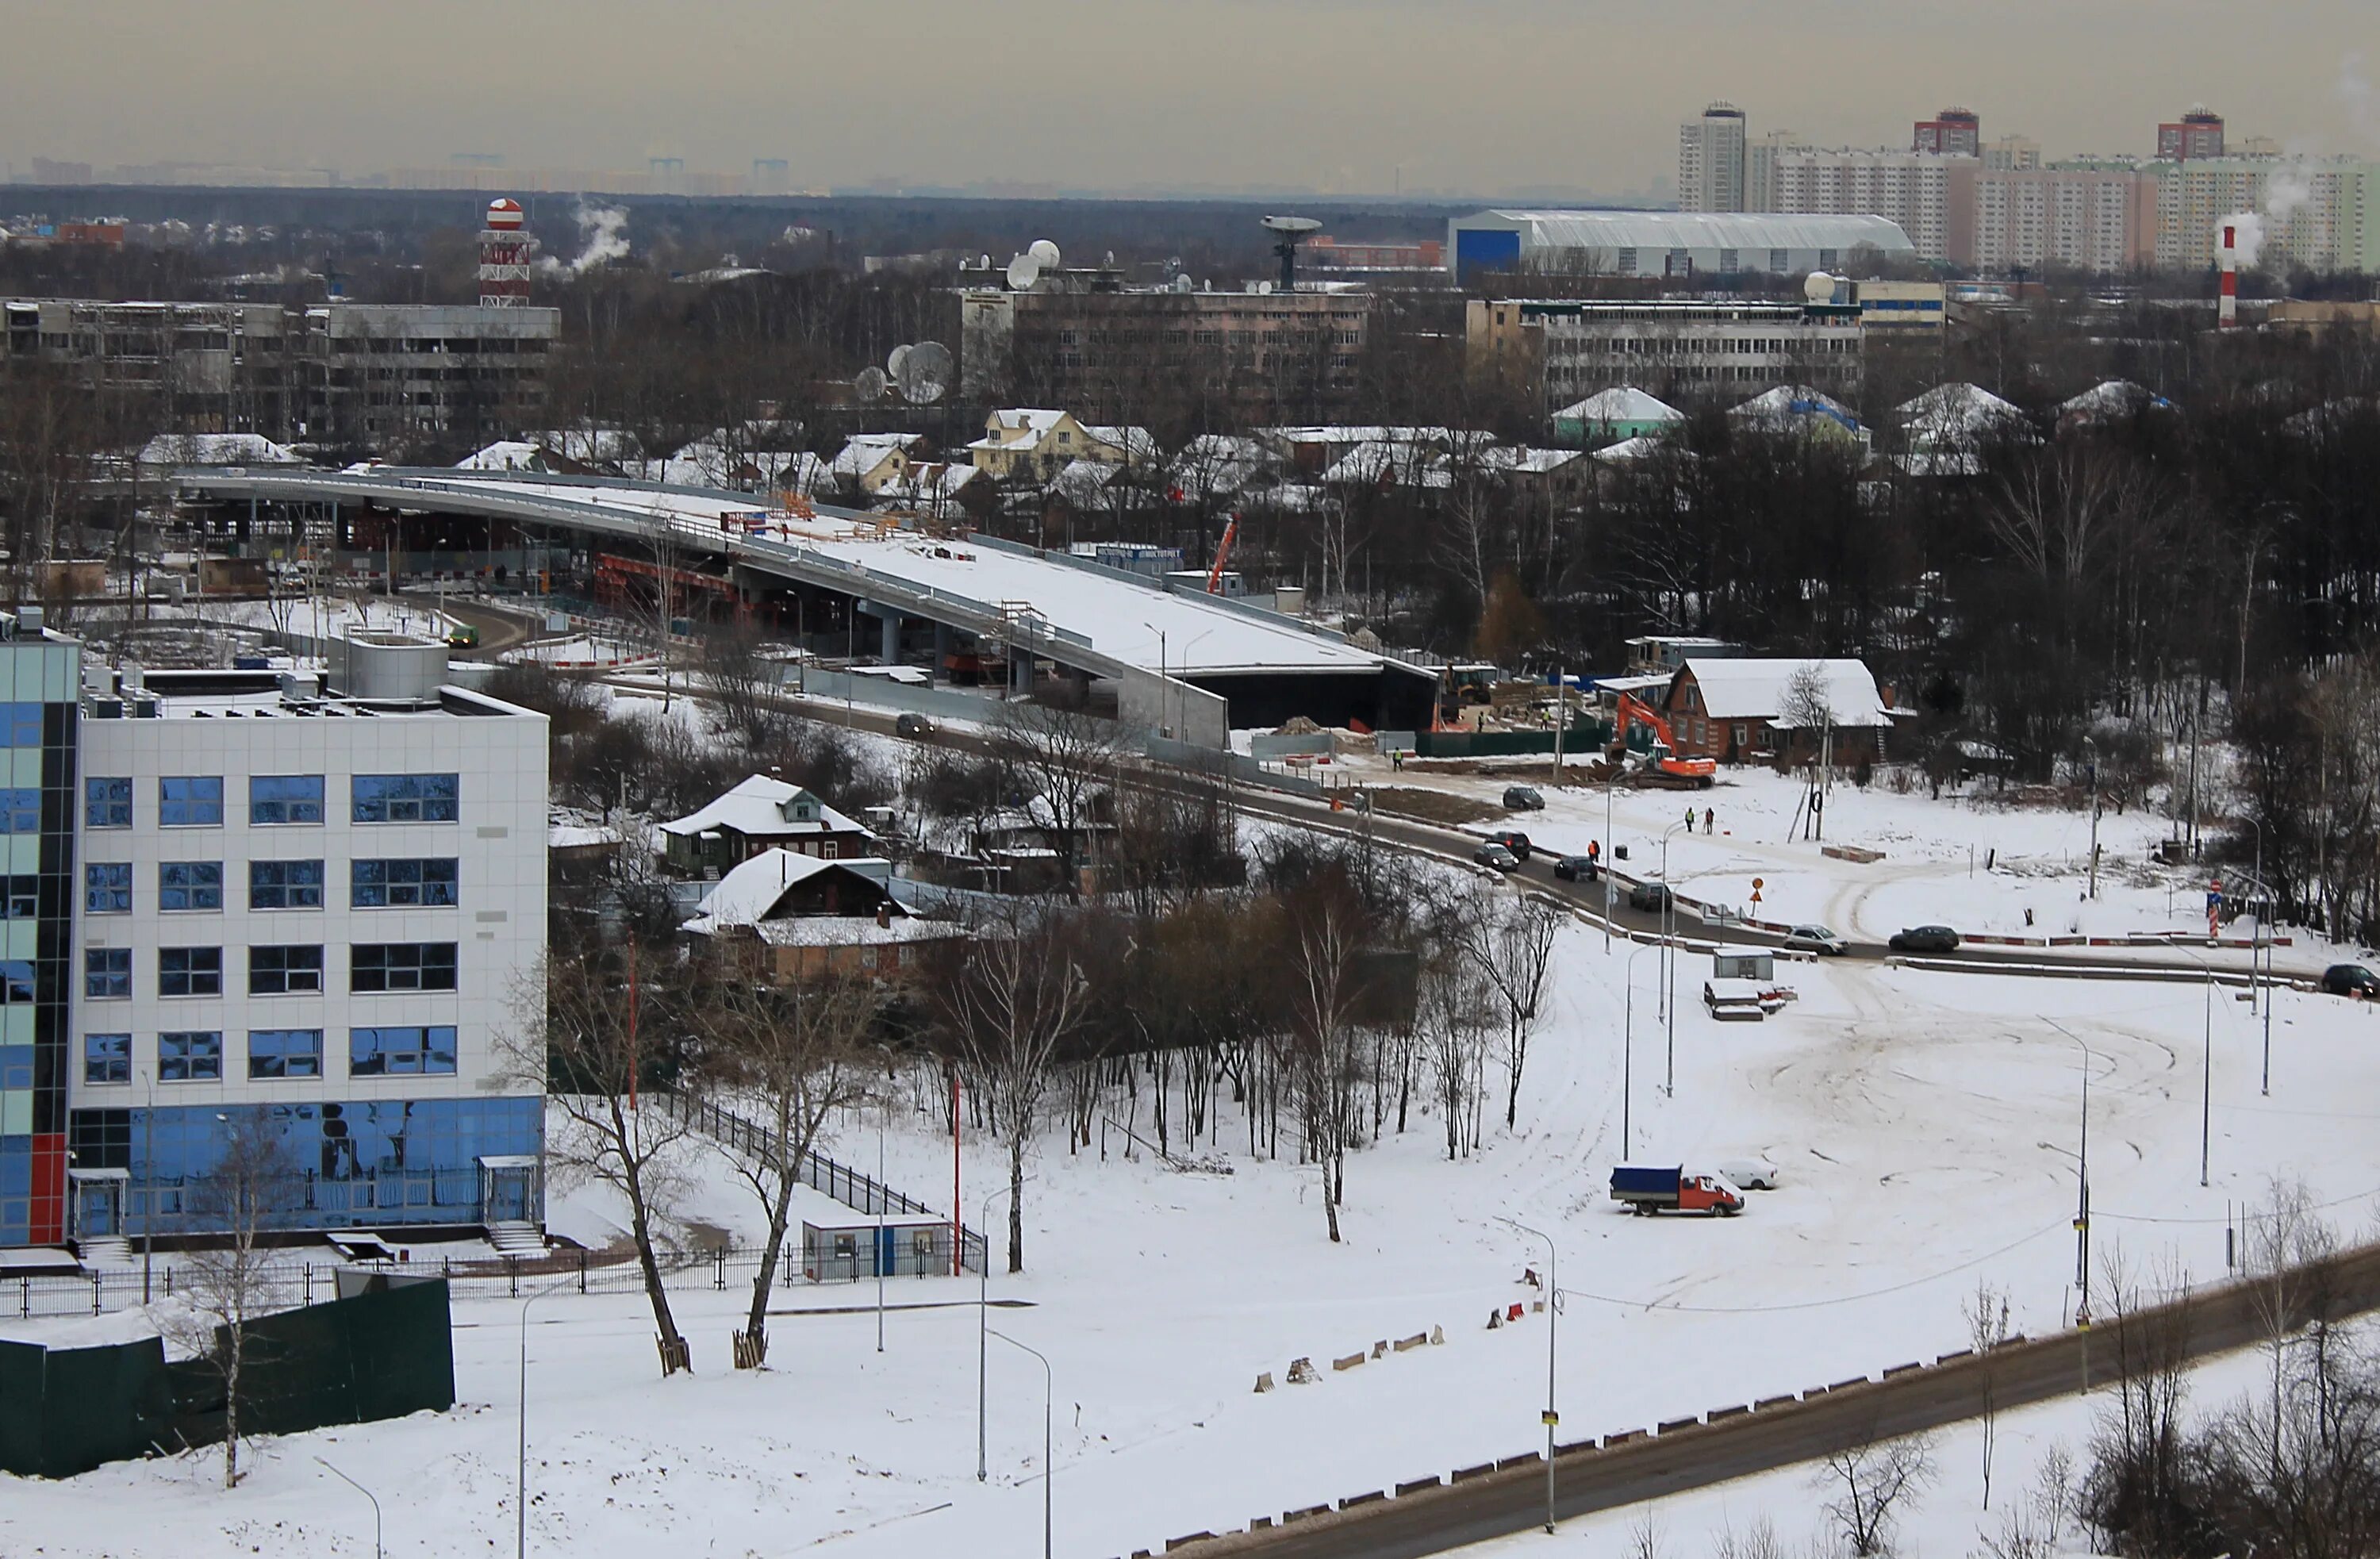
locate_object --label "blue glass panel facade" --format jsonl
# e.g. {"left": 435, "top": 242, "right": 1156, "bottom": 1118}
{"left": 67, "top": 1096, "right": 544, "bottom": 1233}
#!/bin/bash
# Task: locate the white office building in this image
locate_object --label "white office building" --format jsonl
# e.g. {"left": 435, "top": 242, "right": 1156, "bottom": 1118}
{"left": 0, "top": 620, "right": 549, "bottom": 1252}
{"left": 1679, "top": 102, "right": 1749, "bottom": 212}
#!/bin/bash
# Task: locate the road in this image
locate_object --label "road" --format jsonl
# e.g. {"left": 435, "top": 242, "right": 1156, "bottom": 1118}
{"left": 1173, "top": 1242, "right": 2380, "bottom": 1559}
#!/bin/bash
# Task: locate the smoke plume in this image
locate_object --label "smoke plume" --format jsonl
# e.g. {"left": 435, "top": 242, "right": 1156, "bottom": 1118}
{"left": 2220, "top": 211, "right": 2265, "bottom": 269}
{"left": 536, "top": 202, "right": 631, "bottom": 276}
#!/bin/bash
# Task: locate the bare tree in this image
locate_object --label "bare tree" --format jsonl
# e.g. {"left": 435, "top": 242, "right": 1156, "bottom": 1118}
{"left": 1779, "top": 662, "right": 1836, "bottom": 840}
{"left": 935, "top": 905, "right": 1092, "bottom": 1272}
{"left": 1279, "top": 882, "right": 1371, "bottom": 1242}
{"left": 695, "top": 966, "right": 879, "bottom": 1365}
{"left": 175, "top": 1112, "right": 303, "bottom": 1490}
{"left": 1418, "top": 953, "right": 1491, "bottom": 1160}
{"left": 1965, "top": 1277, "right": 2016, "bottom": 1507}
{"left": 505, "top": 943, "right": 697, "bottom": 1373}
{"left": 992, "top": 701, "right": 1121, "bottom": 897}
{"left": 697, "top": 622, "right": 787, "bottom": 752}
{"left": 1459, "top": 893, "right": 1560, "bottom": 1128}
{"left": 1816, "top": 1430, "right": 1937, "bottom": 1557}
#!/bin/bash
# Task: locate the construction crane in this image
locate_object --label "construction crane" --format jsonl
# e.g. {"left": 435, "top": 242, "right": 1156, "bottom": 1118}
{"left": 1205, "top": 513, "right": 1241, "bottom": 594}
{"left": 1612, "top": 691, "right": 1718, "bottom": 788}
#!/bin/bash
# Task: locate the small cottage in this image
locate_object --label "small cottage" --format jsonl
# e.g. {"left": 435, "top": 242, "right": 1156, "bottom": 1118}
{"left": 659, "top": 776, "right": 878, "bottom": 877}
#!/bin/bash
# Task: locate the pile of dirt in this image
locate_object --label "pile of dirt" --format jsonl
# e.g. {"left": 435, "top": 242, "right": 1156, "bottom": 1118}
{"left": 1366, "top": 786, "right": 1501, "bottom": 827}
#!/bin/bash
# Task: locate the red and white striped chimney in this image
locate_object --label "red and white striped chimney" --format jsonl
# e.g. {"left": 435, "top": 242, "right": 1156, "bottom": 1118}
{"left": 2217, "top": 223, "right": 2239, "bottom": 328}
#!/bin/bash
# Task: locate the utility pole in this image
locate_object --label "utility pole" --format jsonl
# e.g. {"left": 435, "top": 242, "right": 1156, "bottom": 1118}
{"left": 1550, "top": 666, "right": 1564, "bottom": 786}
{"left": 1500, "top": 1220, "right": 1559, "bottom": 1536}
{"left": 2086, "top": 743, "right": 2100, "bottom": 900}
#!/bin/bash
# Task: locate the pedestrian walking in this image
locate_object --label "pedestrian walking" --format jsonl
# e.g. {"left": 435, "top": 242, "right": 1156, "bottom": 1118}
{"left": 1703, "top": 806, "right": 1714, "bottom": 835}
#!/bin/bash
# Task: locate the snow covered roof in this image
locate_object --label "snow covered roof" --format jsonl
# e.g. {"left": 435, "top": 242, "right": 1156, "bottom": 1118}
{"left": 458, "top": 440, "right": 549, "bottom": 473}
{"left": 1257, "top": 425, "right": 1478, "bottom": 449}
{"left": 140, "top": 432, "right": 301, "bottom": 467}
{"left": 1322, "top": 440, "right": 1454, "bottom": 487}
{"left": 1084, "top": 425, "right": 1159, "bottom": 462}
{"left": 1729, "top": 386, "right": 1863, "bottom": 432}
{"left": 1898, "top": 382, "right": 2026, "bottom": 438}
{"left": 526, "top": 427, "right": 641, "bottom": 464}
{"left": 872, "top": 460, "right": 981, "bottom": 507}
{"left": 748, "top": 914, "right": 969, "bottom": 950}
{"left": 1462, "top": 209, "right": 1917, "bottom": 257}
{"left": 1479, "top": 446, "right": 1587, "bottom": 475}
{"left": 689, "top": 847, "right": 896, "bottom": 928}
{"left": 1681, "top": 658, "right": 1891, "bottom": 728}
{"left": 658, "top": 775, "right": 872, "bottom": 840}
{"left": 1554, "top": 386, "right": 1683, "bottom": 425}
{"left": 2059, "top": 380, "right": 2175, "bottom": 420}
{"left": 2281, "top": 396, "right": 2377, "bottom": 438}
{"left": 829, "top": 433, "right": 921, "bottom": 478}
{"left": 1048, "top": 458, "right": 1120, "bottom": 504}
{"left": 1591, "top": 436, "right": 1672, "bottom": 465}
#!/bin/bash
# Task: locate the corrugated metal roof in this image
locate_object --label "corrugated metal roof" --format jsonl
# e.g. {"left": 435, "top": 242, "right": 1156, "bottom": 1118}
{"left": 1464, "top": 210, "right": 1917, "bottom": 255}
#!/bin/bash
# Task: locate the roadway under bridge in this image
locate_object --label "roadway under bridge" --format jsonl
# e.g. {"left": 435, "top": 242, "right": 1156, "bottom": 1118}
{"left": 169, "top": 467, "right": 1440, "bottom": 743}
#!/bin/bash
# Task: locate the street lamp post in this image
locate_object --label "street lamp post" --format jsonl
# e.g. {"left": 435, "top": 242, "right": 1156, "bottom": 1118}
{"left": 516, "top": 1276, "right": 577, "bottom": 1559}
{"left": 315, "top": 1455, "right": 382, "bottom": 1559}
{"left": 988, "top": 1329, "right": 1054, "bottom": 1559}
{"left": 1500, "top": 1219, "right": 1559, "bottom": 1534}
{"left": 978, "top": 1177, "right": 1033, "bottom": 1482}
{"left": 2085, "top": 739, "right": 2100, "bottom": 900}
{"left": 1661, "top": 822, "right": 1690, "bottom": 1097}
{"left": 1622, "top": 939, "right": 1660, "bottom": 1158}
{"left": 1603, "top": 774, "right": 1616, "bottom": 954}
{"left": 2173, "top": 947, "right": 2219, "bottom": 1188}
{"left": 2043, "top": 1019, "right": 2098, "bottom": 1338}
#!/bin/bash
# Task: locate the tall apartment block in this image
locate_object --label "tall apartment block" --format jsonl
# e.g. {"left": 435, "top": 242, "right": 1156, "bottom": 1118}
{"left": 0, "top": 616, "right": 548, "bottom": 1251}
{"left": 1678, "top": 103, "right": 1749, "bottom": 212}
{"left": 1913, "top": 108, "right": 1982, "bottom": 158}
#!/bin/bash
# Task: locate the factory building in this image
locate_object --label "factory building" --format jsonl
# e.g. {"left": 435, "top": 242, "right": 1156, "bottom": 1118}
{"left": 1448, "top": 210, "right": 1915, "bottom": 283}
{"left": 0, "top": 616, "right": 550, "bottom": 1252}
{"left": 1468, "top": 290, "right": 1866, "bottom": 415}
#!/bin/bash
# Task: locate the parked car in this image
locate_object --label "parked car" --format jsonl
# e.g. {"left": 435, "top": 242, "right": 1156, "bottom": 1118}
{"left": 894, "top": 712, "right": 935, "bottom": 739}
{"left": 1887, "top": 925, "right": 1962, "bottom": 954}
{"left": 1609, "top": 1164, "right": 1744, "bottom": 1217}
{"left": 2320, "top": 963, "right": 2380, "bottom": 998}
{"left": 1628, "top": 881, "right": 1673, "bottom": 912}
{"left": 1782, "top": 924, "right": 1849, "bottom": 956}
{"left": 1716, "top": 1156, "right": 1783, "bottom": 1190}
{"left": 1473, "top": 842, "right": 1520, "bottom": 873}
{"left": 1503, "top": 785, "right": 1545, "bottom": 812}
{"left": 1483, "top": 828, "right": 1534, "bottom": 861}
{"left": 1553, "top": 854, "right": 1599, "bottom": 883}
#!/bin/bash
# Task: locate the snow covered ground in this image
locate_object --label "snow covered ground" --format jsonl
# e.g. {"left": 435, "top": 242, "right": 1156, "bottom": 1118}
{"left": 188, "top": 592, "right": 459, "bottom": 643}
{"left": 7, "top": 918, "right": 2380, "bottom": 1557}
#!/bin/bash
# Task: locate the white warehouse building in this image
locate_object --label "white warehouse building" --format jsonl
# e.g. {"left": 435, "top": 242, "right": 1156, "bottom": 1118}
{"left": 0, "top": 618, "right": 550, "bottom": 1253}
{"left": 1449, "top": 210, "right": 1917, "bottom": 282}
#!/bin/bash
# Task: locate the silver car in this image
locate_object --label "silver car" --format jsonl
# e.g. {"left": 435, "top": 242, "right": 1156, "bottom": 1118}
{"left": 1781, "top": 923, "right": 1849, "bottom": 956}
{"left": 1473, "top": 842, "right": 1520, "bottom": 873}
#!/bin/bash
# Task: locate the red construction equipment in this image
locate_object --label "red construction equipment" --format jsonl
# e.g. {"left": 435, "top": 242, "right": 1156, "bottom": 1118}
{"left": 1612, "top": 691, "right": 1718, "bottom": 788}
{"left": 1206, "top": 513, "right": 1241, "bottom": 594}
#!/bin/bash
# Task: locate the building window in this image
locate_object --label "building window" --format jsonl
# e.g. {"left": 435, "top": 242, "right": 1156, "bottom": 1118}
{"left": 249, "top": 944, "right": 325, "bottom": 996}
{"left": 159, "top": 862, "right": 225, "bottom": 912}
{"left": 248, "top": 1028, "right": 324, "bottom": 1080}
{"left": 351, "top": 858, "right": 459, "bottom": 908}
{"left": 86, "top": 777, "right": 131, "bottom": 828}
{"left": 85, "top": 948, "right": 131, "bottom": 999}
{"left": 0, "top": 788, "right": 40, "bottom": 834}
{"left": 351, "top": 774, "right": 459, "bottom": 824}
{"left": 0, "top": 703, "right": 43, "bottom": 747}
{"left": 249, "top": 858, "right": 326, "bottom": 910}
{"left": 83, "top": 1032, "right": 131, "bottom": 1085}
{"left": 159, "top": 1031, "right": 223, "bottom": 1083}
{"left": 2, "top": 875, "right": 33, "bottom": 920}
{"left": 249, "top": 774, "right": 325, "bottom": 826}
{"left": 350, "top": 943, "right": 458, "bottom": 993}
{"left": 159, "top": 777, "right": 224, "bottom": 827}
{"left": 349, "top": 1024, "right": 459, "bottom": 1077}
{"left": 159, "top": 947, "right": 223, "bottom": 998}
{"left": 0, "top": 958, "right": 30, "bottom": 1004}
{"left": 86, "top": 862, "right": 131, "bottom": 914}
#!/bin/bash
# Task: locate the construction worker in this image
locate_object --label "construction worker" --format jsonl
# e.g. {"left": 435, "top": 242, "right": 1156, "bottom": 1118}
{"left": 1703, "top": 806, "right": 1714, "bottom": 835}
{"left": 1684, "top": 805, "right": 1695, "bottom": 831}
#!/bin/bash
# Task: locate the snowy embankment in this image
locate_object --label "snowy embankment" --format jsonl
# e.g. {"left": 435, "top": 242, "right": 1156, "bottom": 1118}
{"left": 10, "top": 916, "right": 2380, "bottom": 1557}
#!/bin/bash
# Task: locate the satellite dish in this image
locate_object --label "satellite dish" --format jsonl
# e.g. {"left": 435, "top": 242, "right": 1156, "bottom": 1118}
{"left": 887, "top": 344, "right": 912, "bottom": 378}
{"left": 855, "top": 367, "right": 889, "bottom": 401}
{"left": 1005, "top": 252, "right": 1042, "bottom": 290}
{"left": 1261, "top": 215, "right": 1324, "bottom": 235}
{"left": 1027, "top": 238, "right": 1061, "bottom": 268}
{"left": 898, "top": 341, "right": 953, "bottom": 405}
{"left": 1174, "top": 275, "right": 1193, "bottom": 294}
{"left": 1804, "top": 271, "right": 1838, "bottom": 304}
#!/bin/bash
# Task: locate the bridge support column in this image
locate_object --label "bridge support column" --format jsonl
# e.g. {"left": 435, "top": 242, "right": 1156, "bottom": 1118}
{"left": 880, "top": 609, "right": 900, "bottom": 666}
{"left": 931, "top": 622, "right": 950, "bottom": 684}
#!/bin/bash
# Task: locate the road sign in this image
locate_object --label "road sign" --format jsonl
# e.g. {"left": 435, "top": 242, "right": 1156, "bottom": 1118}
{"left": 1541, "top": 1410, "right": 1560, "bottom": 1427}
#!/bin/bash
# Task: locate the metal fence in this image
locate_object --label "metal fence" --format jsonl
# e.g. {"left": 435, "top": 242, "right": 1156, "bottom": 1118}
{"left": 658, "top": 1090, "right": 986, "bottom": 1275}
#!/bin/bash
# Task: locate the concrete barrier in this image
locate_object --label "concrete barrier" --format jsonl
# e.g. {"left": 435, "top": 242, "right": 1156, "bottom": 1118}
{"left": 1452, "top": 1461, "right": 1499, "bottom": 1483}
{"left": 1287, "top": 1357, "right": 1318, "bottom": 1384}
{"left": 1829, "top": 1375, "right": 1875, "bottom": 1392}
{"left": 1392, "top": 1332, "right": 1429, "bottom": 1354}
{"left": 1332, "top": 1352, "right": 1366, "bottom": 1372}
{"left": 1821, "top": 844, "right": 1885, "bottom": 864}
{"left": 1283, "top": 1505, "right": 1331, "bottom": 1524}
{"left": 1709, "top": 1404, "right": 1749, "bottom": 1421}
{"left": 1396, "top": 1476, "right": 1444, "bottom": 1496}
{"left": 1606, "top": 1429, "right": 1646, "bottom": 1445}
{"left": 1338, "top": 1492, "right": 1385, "bottom": 1509}
{"left": 1883, "top": 1361, "right": 1925, "bottom": 1378}
{"left": 1658, "top": 1416, "right": 1701, "bottom": 1434}
{"left": 1167, "top": 1534, "right": 1216, "bottom": 1551}
{"left": 1934, "top": 1350, "right": 1973, "bottom": 1365}
{"left": 1756, "top": 1393, "right": 1799, "bottom": 1409}
{"left": 1370, "top": 1339, "right": 1388, "bottom": 1358}
{"left": 1496, "top": 1453, "right": 1544, "bottom": 1472}
{"left": 1556, "top": 1438, "right": 1601, "bottom": 1457}
{"left": 1253, "top": 1372, "right": 1274, "bottom": 1392}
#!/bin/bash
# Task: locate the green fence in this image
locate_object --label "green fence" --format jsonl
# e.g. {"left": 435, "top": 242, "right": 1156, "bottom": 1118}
{"left": 0, "top": 1276, "right": 455, "bottom": 1478}
{"left": 1413, "top": 719, "right": 1613, "bottom": 760}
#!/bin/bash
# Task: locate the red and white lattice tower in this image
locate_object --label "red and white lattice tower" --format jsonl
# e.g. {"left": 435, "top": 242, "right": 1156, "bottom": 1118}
{"left": 478, "top": 198, "right": 532, "bottom": 307}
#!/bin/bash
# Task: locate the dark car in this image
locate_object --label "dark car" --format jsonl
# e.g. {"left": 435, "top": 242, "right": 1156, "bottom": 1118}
{"left": 1628, "top": 881, "right": 1673, "bottom": 912}
{"left": 1888, "top": 925, "right": 1963, "bottom": 954}
{"left": 1553, "top": 854, "right": 1599, "bottom": 883}
{"left": 894, "top": 712, "right": 935, "bottom": 739}
{"left": 1503, "top": 785, "right": 1545, "bottom": 812}
{"left": 2320, "top": 963, "right": 2380, "bottom": 998}
{"left": 1483, "top": 829, "right": 1534, "bottom": 862}
{"left": 1473, "top": 841, "right": 1520, "bottom": 873}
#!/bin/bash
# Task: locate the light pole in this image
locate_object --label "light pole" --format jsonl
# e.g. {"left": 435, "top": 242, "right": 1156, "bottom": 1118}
{"left": 1603, "top": 774, "right": 1617, "bottom": 953}
{"left": 315, "top": 1455, "right": 382, "bottom": 1559}
{"left": 2084, "top": 737, "right": 2100, "bottom": 900}
{"left": 1661, "top": 821, "right": 1690, "bottom": 1097}
{"left": 988, "top": 1328, "right": 1054, "bottom": 1559}
{"left": 517, "top": 1275, "right": 577, "bottom": 1559}
{"left": 876, "top": 1101, "right": 888, "bottom": 1354}
{"left": 1499, "top": 1219, "right": 1559, "bottom": 1534}
{"left": 1142, "top": 620, "right": 1166, "bottom": 736}
{"left": 2043, "top": 1019, "right": 2098, "bottom": 1331}
{"left": 977, "top": 1177, "right": 1033, "bottom": 1482}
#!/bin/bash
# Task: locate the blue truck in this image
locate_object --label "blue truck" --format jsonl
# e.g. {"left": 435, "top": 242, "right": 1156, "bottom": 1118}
{"left": 1610, "top": 1164, "right": 1745, "bottom": 1216}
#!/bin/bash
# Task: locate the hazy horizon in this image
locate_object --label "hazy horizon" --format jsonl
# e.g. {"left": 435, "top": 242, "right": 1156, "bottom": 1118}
{"left": 7, "top": 2, "right": 2378, "bottom": 198}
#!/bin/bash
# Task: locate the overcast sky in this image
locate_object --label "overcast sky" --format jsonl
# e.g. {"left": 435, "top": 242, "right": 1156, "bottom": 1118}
{"left": 7, "top": 1, "right": 2375, "bottom": 196}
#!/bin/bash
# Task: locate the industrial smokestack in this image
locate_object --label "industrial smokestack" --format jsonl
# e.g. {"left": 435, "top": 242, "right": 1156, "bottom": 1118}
{"left": 2217, "top": 222, "right": 2239, "bottom": 328}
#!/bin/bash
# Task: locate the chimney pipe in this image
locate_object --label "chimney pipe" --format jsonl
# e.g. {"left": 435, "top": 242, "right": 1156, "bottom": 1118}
{"left": 2218, "top": 224, "right": 2239, "bottom": 328}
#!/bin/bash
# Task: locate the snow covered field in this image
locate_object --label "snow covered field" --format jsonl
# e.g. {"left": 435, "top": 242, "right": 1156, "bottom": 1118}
{"left": 7, "top": 917, "right": 2380, "bottom": 1557}
{"left": 190, "top": 592, "right": 459, "bottom": 644}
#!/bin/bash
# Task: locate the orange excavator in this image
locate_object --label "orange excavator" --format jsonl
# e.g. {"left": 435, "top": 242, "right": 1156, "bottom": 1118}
{"left": 1612, "top": 691, "right": 1718, "bottom": 788}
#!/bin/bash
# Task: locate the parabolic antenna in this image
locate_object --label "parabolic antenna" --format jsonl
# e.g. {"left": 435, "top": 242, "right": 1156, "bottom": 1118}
{"left": 1803, "top": 271, "right": 1837, "bottom": 304}
{"left": 1261, "top": 214, "right": 1323, "bottom": 293}
{"left": 898, "top": 341, "right": 953, "bottom": 405}
{"left": 1260, "top": 215, "right": 1323, "bottom": 236}
{"left": 1027, "top": 238, "right": 1061, "bottom": 268}
{"left": 887, "top": 344, "right": 911, "bottom": 378}
{"left": 1005, "top": 252, "right": 1042, "bottom": 290}
{"left": 854, "top": 367, "right": 889, "bottom": 401}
